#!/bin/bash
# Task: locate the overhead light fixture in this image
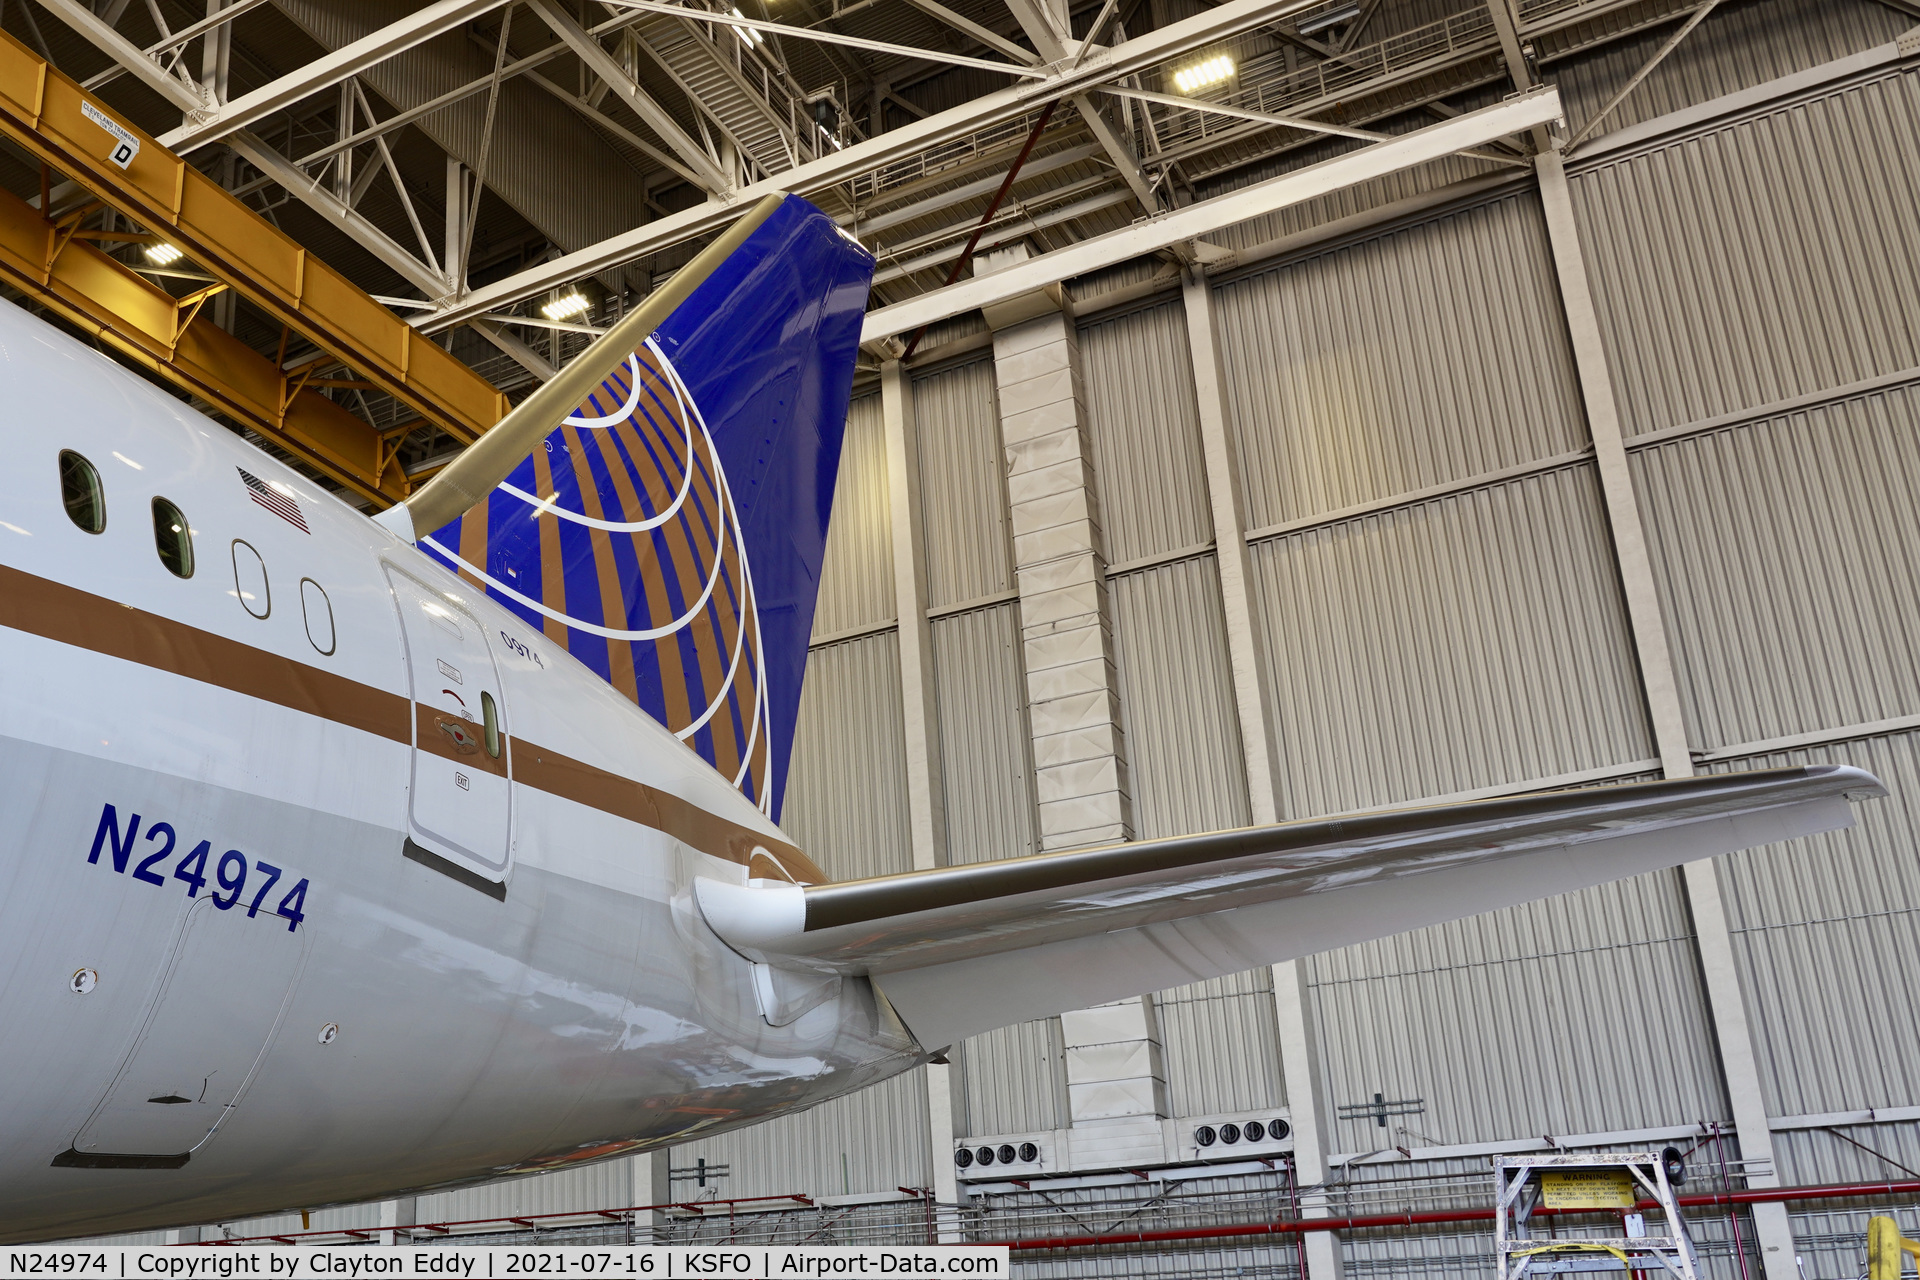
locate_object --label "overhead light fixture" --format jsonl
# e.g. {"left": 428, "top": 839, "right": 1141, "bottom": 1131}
{"left": 730, "top": 8, "right": 765, "bottom": 46}
{"left": 145, "top": 242, "right": 184, "bottom": 266}
{"left": 1172, "top": 54, "right": 1234, "bottom": 94}
{"left": 541, "top": 292, "right": 591, "bottom": 321}
{"left": 1296, "top": 3, "right": 1360, "bottom": 35}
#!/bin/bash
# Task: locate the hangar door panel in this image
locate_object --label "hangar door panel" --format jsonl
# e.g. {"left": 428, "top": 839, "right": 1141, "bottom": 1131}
{"left": 72, "top": 899, "right": 305, "bottom": 1159}
{"left": 387, "top": 566, "right": 513, "bottom": 879}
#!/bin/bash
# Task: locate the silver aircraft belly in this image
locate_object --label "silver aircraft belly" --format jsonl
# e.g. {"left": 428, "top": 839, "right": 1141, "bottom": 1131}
{"left": 0, "top": 632, "right": 919, "bottom": 1243}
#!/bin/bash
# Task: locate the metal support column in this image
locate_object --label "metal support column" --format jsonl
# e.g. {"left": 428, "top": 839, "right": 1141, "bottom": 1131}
{"left": 1182, "top": 265, "right": 1342, "bottom": 1280}
{"left": 623, "top": 1150, "right": 668, "bottom": 1243}
{"left": 445, "top": 157, "right": 468, "bottom": 293}
{"left": 377, "top": 1197, "right": 416, "bottom": 1245}
{"left": 199, "top": 0, "right": 232, "bottom": 106}
{"left": 1534, "top": 146, "right": 1796, "bottom": 1280}
{"left": 882, "top": 359, "right": 962, "bottom": 1217}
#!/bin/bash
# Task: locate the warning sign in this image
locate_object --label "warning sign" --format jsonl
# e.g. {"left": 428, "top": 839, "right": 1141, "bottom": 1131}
{"left": 1540, "top": 1170, "right": 1637, "bottom": 1209}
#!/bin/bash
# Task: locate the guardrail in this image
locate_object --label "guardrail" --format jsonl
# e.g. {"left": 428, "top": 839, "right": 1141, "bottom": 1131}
{"left": 183, "top": 1175, "right": 1920, "bottom": 1253}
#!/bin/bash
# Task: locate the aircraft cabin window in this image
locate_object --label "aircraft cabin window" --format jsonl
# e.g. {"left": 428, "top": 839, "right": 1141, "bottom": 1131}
{"left": 231, "top": 540, "right": 269, "bottom": 619}
{"left": 301, "top": 578, "right": 335, "bottom": 656}
{"left": 59, "top": 450, "right": 104, "bottom": 533}
{"left": 481, "top": 690, "right": 501, "bottom": 759}
{"left": 151, "top": 498, "right": 194, "bottom": 578}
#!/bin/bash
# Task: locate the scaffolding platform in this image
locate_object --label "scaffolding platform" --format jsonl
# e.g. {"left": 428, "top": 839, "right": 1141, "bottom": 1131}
{"left": 1496, "top": 1152, "right": 1698, "bottom": 1279}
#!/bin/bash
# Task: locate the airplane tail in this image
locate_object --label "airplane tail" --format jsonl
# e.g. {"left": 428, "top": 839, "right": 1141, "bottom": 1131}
{"left": 399, "top": 195, "right": 873, "bottom": 819}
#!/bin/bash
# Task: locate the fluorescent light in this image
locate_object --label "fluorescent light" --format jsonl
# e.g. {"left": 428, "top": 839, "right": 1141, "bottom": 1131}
{"left": 1172, "top": 54, "right": 1234, "bottom": 94}
{"left": 541, "top": 292, "right": 591, "bottom": 321}
{"left": 1296, "top": 3, "right": 1360, "bottom": 34}
{"left": 730, "top": 8, "right": 765, "bottom": 46}
{"left": 145, "top": 242, "right": 184, "bottom": 265}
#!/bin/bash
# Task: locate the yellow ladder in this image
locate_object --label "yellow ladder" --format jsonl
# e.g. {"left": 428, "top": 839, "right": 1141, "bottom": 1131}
{"left": 1869, "top": 1217, "right": 1920, "bottom": 1279}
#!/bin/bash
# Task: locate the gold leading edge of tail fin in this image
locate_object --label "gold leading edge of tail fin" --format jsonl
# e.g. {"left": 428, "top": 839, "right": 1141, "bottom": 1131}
{"left": 379, "top": 194, "right": 787, "bottom": 543}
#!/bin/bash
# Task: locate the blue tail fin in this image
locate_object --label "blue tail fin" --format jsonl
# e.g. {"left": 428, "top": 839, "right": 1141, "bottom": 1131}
{"left": 419, "top": 196, "right": 872, "bottom": 820}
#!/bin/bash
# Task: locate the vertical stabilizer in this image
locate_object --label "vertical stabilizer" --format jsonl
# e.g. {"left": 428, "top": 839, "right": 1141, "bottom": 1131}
{"left": 410, "top": 195, "right": 872, "bottom": 818}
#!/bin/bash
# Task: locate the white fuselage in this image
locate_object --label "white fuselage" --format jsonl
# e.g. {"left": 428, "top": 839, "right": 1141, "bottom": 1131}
{"left": 0, "top": 303, "right": 919, "bottom": 1242}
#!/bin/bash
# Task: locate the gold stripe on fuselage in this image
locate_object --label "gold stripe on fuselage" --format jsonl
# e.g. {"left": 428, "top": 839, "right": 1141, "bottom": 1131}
{"left": 0, "top": 562, "right": 825, "bottom": 882}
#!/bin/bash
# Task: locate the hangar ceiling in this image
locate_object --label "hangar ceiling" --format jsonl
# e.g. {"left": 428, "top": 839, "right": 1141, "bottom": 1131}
{"left": 0, "top": 0, "right": 1862, "bottom": 491}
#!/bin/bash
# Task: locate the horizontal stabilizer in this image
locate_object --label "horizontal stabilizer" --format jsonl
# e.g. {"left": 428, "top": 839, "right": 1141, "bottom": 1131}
{"left": 695, "top": 765, "right": 1883, "bottom": 1047}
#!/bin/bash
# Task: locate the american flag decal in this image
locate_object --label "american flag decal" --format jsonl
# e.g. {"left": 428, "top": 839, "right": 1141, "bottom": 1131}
{"left": 238, "top": 468, "right": 309, "bottom": 533}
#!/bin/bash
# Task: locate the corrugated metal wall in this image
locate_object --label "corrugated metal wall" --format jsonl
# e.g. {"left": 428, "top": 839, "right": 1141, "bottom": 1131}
{"left": 1157, "top": 968, "right": 1285, "bottom": 1119}
{"left": 1630, "top": 387, "right": 1920, "bottom": 750}
{"left": 1569, "top": 66, "right": 1920, "bottom": 439}
{"left": 960, "top": 1018, "right": 1069, "bottom": 1139}
{"left": 1107, "top": 557, "right": 1250, "bottom": 840}
{"left": 812, "top": 392, "right": 895, "bottom": 640}
{"left": 1212, "top": 177, "right": 1719, "bottom": 1157}
{"left": 931, "top": 603, "right": 1038, "bottom": 865}
{"left": 670, "top": 1069, "right": 932, "bottom": 1199}
{"left": 1078, "top": 300, "right": 1212, "bottom": 563}
{"left": 1247, "top": 463, "right": 1654, "bottom": 818}
{"left": 1712, "top": 732, "right": 1920, "bottom": 1125}
{"left": 1107, "top": 556, "right": 1272, "bottom": 1120}
{"left": 784, "top": 632, "right": 913, "bottom": 883}
{"left": 1214, "top": 192, "right": 1588, "bottom": 531}
{"left": 414, "top": 1161, "right": 637, "bottom": 1225}
{"left": 1548, "top": 0, "right": 1912, "bottom": 146}
{"left": 913, "top": 357, "right": 1012, "bottom": 609}
{"left": 1308, "top": 870, "right": 1726, "bottom": 1143}
{"left": 929, "top": 599, "right": 1058, "bottom": 1140}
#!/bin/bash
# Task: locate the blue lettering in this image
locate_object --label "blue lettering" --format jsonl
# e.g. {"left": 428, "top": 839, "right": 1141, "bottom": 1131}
{"left": 86, "top": 804, "right": 140, "bottom": 873}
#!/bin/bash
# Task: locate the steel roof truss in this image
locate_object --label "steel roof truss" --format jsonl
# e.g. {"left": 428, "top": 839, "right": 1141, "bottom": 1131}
{"left": 425, "top": 0, "right": 1333, "bottom": 325}
{"left": 528, "top": 0, "right": 735, "bottom": 192}
{"left": 159, "top": 0, "right": 516, "bottom": 153}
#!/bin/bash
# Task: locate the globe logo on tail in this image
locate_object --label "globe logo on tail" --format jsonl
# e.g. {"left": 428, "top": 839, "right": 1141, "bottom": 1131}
{"left": 421, "top": 337, "right": 771, "bottom": 812}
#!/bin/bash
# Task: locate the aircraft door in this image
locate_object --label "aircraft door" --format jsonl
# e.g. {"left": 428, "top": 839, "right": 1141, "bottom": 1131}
{"left": 69, "top": 899, "right": 307, "bottom": 1162}
{"left": 386, "top": 566, "right": 513, "bottom": 881}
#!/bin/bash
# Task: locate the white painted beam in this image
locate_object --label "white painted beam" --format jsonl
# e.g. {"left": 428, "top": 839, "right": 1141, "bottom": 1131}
{"left": 996, "top": 0, "right": 1159, "bottom": 213}
{"left": 225, "top": 133, "right": 450, "bottom": 294}
{"left": 1535, "top": 145, "right": 1797, "bottom": 1280}
{"left": 881, "top": 361, "right": 961, "bottom": 1218}
{"left": 159, "top": 0, "right": 511, "bottom": 153}
{"left": 1185, "top": 266, "right": 1337, "bottom": 1279}
{"left": 33, "top": 0, "right": 449, "bottom": 295}
{"left": 527, "top": 0, "right": 732, "bottom": 193}
{"left": 418, "top": 0, "right": 1334, "bottom": 328}
{"left": 861, "top": 87, "right": 1563, "bottom": 342}
{"left": 898, "top": 0, "right": 1040, "bottom": 66}
{"left": 1275, "top": 962, "right": 1345, "bottom": 1280}
{"left": 37, "top": 0, "right": 203, "bottom": 106}
{"left": 601, "top": 0, "right": 1048, "bottom": 77}
{"left": 1181, "top": 268, "right": 1279, "bottom": 826}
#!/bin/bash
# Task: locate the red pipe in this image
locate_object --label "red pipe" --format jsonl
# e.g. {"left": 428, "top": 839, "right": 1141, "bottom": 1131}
{"left": 1000, "top": 1179, "right": 1920, "bottom": 1251}
{"left": 897, "top": 99, "right": 1060, "bottom": 362}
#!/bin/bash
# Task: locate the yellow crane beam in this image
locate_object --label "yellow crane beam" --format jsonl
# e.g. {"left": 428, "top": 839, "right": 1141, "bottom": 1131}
{"left": 0, "top": 183, "right": 411, "bottom": 505}
{"left": 0, "top": 30, "right": 508, "bottom": 459}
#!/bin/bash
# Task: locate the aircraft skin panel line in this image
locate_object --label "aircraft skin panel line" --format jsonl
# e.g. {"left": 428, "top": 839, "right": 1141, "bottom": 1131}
{"left": 0, "top": 189, "right": 1886, "bottom": 1242}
